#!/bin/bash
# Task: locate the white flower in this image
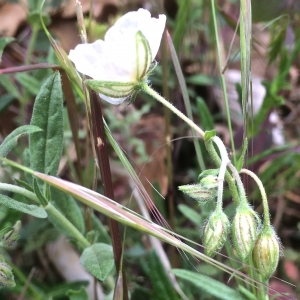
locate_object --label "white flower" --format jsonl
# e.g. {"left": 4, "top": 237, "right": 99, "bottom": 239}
{"left": 68, "top": 8, "right": 166, "bottom": 105}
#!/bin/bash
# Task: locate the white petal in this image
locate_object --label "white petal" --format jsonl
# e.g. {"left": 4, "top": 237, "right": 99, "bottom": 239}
{"left": 69, "top": 39, "right": 134, "bottom": 82}
{"left": 68, "top": 40, "right": 106, "bottom": 80}
{"left": 105, "top": 8, "right": 166, "bottom": 61}
{"left": 99, "top": 93, "right": 127, "bottom": 105}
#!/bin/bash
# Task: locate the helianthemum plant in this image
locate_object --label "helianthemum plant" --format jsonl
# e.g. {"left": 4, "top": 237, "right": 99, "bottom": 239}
{"left": 68, "top": 8, "right": 166, "bottom": 105}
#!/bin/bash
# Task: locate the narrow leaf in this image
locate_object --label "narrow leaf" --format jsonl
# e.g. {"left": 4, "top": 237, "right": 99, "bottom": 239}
{"left": 0, "top": 37, "right": 15, "bottom": 63}
{"left": 178, "top": 204, "right": 202, "bottom": 225}
{"left": 0, "top": 125, "right": 42, "bottom": 166}
{"left": 196, "top": 96, "right": 214, "bottom": 131}
{"left": 80, "top": 243, "right": 114, "bottom": 281}
{"left": 29, "top": 71, "right": 64, "bottom": 176}
{"left": 66, "top": 287, "right": 89, "bottom": 300}
{"left": 0, "top": 194, "right": 47, "bottom": 218}
{"left": 172, "top": 269, "right": 244, "bottom": 300}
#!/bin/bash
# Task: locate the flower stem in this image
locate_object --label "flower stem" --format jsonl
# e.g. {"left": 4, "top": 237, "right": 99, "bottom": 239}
{"left": 204, "top": 140, "right": 240, "bottom": 206}
{"left": 228, "top": 163, "right": 247, "bottom": 206}
{"left": 212, "top": 136, "right": 229, "bottom": 211}
{"left": 240, "top": 168, "right": 270, "bottom": 227}
{"left": 141, "top": 83, "right": 204, "bottom": 137}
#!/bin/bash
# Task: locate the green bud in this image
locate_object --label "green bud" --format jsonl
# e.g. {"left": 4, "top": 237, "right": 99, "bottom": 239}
{"left": 178, "top": 183, "right": 216, "bottom": 204}
{"left": 0, "top": 262, "right": 16, "bottom": 287}
{"left": 252, "top": 227, "right": 282, "bottom": 280}
{"left": 202, "top": 210, "right": 230, "bottom": 257}
{"left": 199, "top": 175, "right": 218, "bottom": 189}
{"left": 232, "top": 204, "right": 258, "bottom": 261}
{"left": 2, "top": 221, "right": 21, "bottom": 247}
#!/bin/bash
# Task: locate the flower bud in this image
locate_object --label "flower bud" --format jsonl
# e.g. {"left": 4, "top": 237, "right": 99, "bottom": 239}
{"left": 202, "top": 210, "right": 230, "bottom": 257}
{"left": 178, "top": 183, "right": 216, "bottom": 204}
{"left": 2, "top": 221, "right": 21, "bottom": 247}
{"left": 0, "top": 262, "right": 15, "bottom": 287}
{"left": 199, "top": 175, "right": 218, "bottom": 190}
{"left": 252, "top": 227, "right": 282, "bottom": 280}
{"left": 231, "top": 204, "right": 258, "bottom": 261}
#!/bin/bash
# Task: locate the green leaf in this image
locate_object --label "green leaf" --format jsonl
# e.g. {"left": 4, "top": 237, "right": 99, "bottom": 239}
{"left": 142, "top": 250, "right": 180, "bottom": 300}
{"left": 135, "top": 30, "right": 152, "bottom": 79}
{"left": 172, "top": 0, "right": 192, "bottom": 52}
{"left": 13, "top": 178, "right": 34, "bottom": 192}
{"left": 66, "top": 286, "right": 89, "bottom": 300}
{"left": 33, "top": 178, "right": 48, "bottom": 206}
{"left": 0, "top": 227, "right": 13, "bottom": 239}
{"left": 178, "top": 204, "right": 202, "bottom": 225}
{"left": 51, "top": 188, "right": 85, "bottom": 234}
{"left": 0, "top": 194, "right": 47, "bottom": 218}
{"left": 0, "top": 125, "right": 42, "bottom": 166}
{"left": 0, "top": 94, "right": 15, "bottom": 114}
{"left": 0, "top": 37, "right": 15, "bottom": 63}
{"left": 204, "top": 130, "right": 216, "bottom": 141}
{"left": 196, "top": 96, "right": 214, "bottom": 131}
{"left": 0, "top": 75, "right": 21, "bottom": 99}
{"left": 186, "top": 74, "right": 214, "bottom": 86}
{"left": 172, "top": 269, "right": 244, "bottom": 300}
{"left": 16, "top": 73, "right": 41, "bottom": 96}
{"left": 80, "top": 243, "right": 114, "bottom": 281}
{"left": 27, "top": 10, "right": 51, "bottom": 30}
{"left": 85, "top": 80, "right": 136, "bottom": 98}
{"left": 29, "top": 71, "right": 64, "bottom": 176}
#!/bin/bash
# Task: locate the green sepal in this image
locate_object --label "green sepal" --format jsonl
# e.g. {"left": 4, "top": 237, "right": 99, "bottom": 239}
{"left": 85, "top": 80, "right": 136, "bottom": 98}
{"left": 135, "top": 30, "right": 152, "bottom": 79}
{"left": 204, "top": 130, "right": 216, "bottom": 141}
{"left": 198, "top": 169, "right": 219, "bottom": 181}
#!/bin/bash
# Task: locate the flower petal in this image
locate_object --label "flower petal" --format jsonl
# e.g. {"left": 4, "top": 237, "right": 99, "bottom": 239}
{"left": 69, "top": 40, "right": 133, "bottom": 82}
{"left": 68, "top": 40, "right": 106, "bottom": 80}
{"left": 99, "top": 94, "right": 127, "bottom": 105}
{"left": 105, "top": 8, "right": 166, "bottom": 61}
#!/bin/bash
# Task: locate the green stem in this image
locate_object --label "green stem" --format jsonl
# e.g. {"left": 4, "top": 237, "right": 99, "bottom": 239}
{"left": 0, "top": 183, "right": 39, "bottom": 203}
{"left": 210, "top": 0, "right": 236, "bottom": 165}
{"left": 44, "top": 202, "right": 90, "bottom": 248}
{"left": 204, "top": 140, "right": 240, "bottom": 205}
{"left": 228, "top": 163, "right": 247, "bottom": 206}
{"left": 240, "top": 168, "right": 270, "bottom": 227}
{"left": 142, "top": 83, "right": 204, "bottom": 137}
{"left": 142, "top": 83, "right": 241, "bottom": 207}
{"left": 212, "top": 136, "right": 229, "bottom": 211}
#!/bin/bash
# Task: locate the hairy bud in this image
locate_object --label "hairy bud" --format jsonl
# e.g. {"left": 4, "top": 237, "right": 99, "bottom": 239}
{"left": 202, "top": 210, "right": 230, "bottom": 257}
{"left": 178, "top": 183, "right": 217, "bottom": 204}
{"left": 2, "top": 221, "right": 21, "bottom": 247}
{"left": 232, "top": 204, "right": 259, "bottom": 261}
{"left": 0, "top": 262, "right": 15, "bottom": 288}
{"left": 252, "top": 227, "right": 282, "bottom": 280}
